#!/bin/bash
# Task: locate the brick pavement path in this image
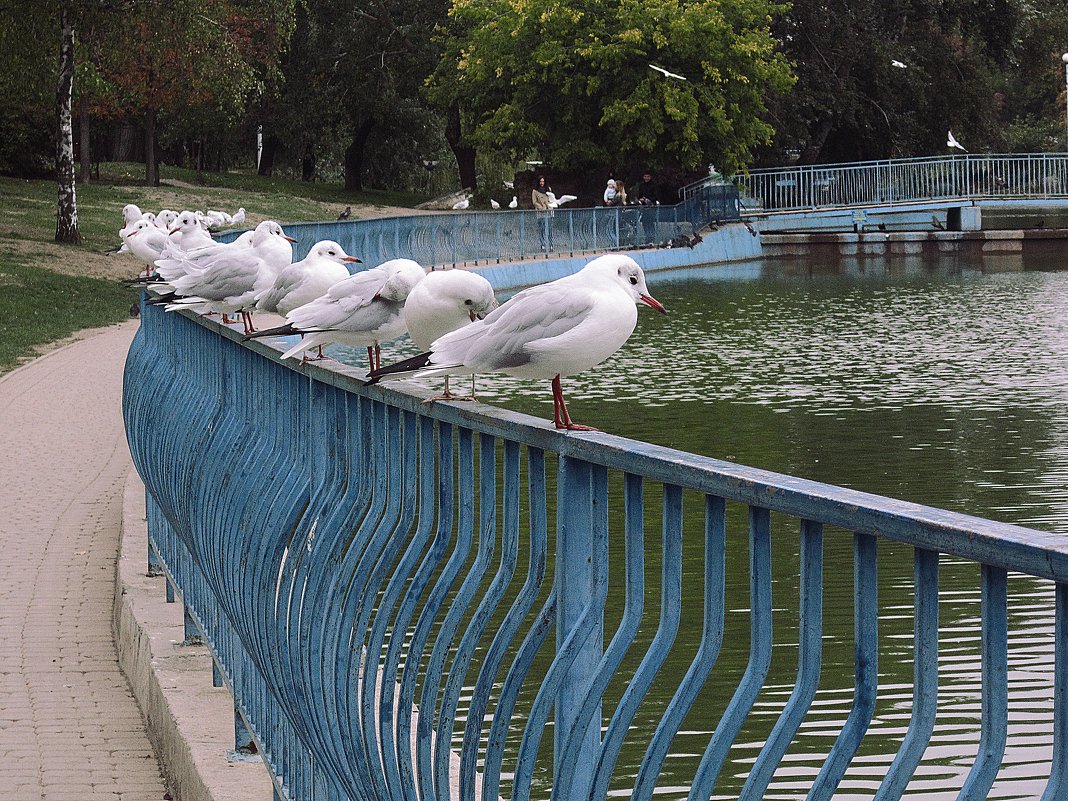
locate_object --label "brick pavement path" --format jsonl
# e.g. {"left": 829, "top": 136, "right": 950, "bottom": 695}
{"left": 0, "top": 323, "right": 168, "bottom": 801}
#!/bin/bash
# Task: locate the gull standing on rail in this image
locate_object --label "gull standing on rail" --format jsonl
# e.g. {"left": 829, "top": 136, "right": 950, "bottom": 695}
{"left": 244, "top": 258, "right": 426, "bottom": 369}
{"left": 368, "top": 254, "right": 666, "bottom": 430}
{"left": 401, "top": 269, "right": 498, "bottom": 400}
{"left": 255, "top": 240, "right": 361, "bottom": 317}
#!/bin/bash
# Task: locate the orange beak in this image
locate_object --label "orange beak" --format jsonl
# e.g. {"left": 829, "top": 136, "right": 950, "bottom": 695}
{"left": 343, "top": 256, "right": 362, "bottom": 262}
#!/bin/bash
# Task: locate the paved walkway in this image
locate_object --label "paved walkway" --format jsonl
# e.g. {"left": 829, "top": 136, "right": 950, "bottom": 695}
{"left": 0, "top": 323, "right": 169, "bottom": 801}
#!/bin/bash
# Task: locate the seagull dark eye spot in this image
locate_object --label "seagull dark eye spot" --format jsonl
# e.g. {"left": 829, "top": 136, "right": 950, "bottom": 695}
{"left": 629, "top": 275, "right": 638, "bottom": 285}
{"left": 328, "top": 250, "right": 336, "bottom": 256}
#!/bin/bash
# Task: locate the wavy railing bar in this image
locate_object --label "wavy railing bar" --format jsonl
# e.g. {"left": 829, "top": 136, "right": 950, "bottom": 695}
{"left": 124, "top": 298, "right": 1068, "bottom": 801}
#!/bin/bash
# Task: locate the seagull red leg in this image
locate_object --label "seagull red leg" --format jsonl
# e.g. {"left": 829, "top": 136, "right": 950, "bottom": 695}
{"left": 366, "top": 346, "right": 375, "bottom": 371}
{"left": 552, "top": 375, "right": 597, "bottom": 431}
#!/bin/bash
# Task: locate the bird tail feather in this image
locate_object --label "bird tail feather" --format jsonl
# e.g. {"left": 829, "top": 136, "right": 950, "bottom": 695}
{"left": 366, "top": 351, "right": 435, "bottom": 384}
{"left": 243, "top": 323, "right": 300, "bottom": 341}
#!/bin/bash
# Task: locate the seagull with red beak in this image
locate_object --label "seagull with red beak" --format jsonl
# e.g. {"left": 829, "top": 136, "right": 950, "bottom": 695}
{"left": 368, "top": 253, "right": 667, "bottom": 430}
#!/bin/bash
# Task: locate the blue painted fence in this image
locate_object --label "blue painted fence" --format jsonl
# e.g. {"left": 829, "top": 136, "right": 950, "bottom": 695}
{"left": 681, "top": 153, "right": 1068, "bottom": 212}
{"left": 217, "top": 184, "right": 739, "bottom": 266}
{"left": 124, "top": 300, "right": 1068, "bottom": 801}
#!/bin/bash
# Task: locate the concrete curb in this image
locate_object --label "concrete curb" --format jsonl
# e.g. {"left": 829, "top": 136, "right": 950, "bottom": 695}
{"left": 112, "top": 470, "right": 273, "bottom": 801}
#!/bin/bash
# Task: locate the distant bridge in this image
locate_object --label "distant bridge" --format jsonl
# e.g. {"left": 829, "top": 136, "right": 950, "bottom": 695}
{"left": 684, "top": 153, "right": 1068, "bottom": 216}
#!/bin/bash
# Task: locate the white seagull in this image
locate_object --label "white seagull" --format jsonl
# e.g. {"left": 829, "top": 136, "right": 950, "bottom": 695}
{"left": 123, "top": 219, "right": 170, "bottom": 276}
{"left": 891, "top": 59, "right": 908, "bottom": 69}
{"left": 245, "top": 258, "right": 427, "bottom": 369}
{"left": 947, "top": 130, "right": 967, "bottom": 151}
{"left": 452, "top": 197, "right": 471, "bottom": 210}
{"left": 546, "top": 191, "right": 578, "bottom": 208}
{"left": 401, "top": 270, "right": 499, "bottom": 400}
{"left": 255, "top": 240, "right": 361, "bottom": 317}
{"left": 154, "top": 210, "right": 178, "bottom": 231}
{"left": 369, "top": 254, "right": 666, "bottom": 430}
{"left": 231, "top": 208, "right": 247, "bottom": 225}
{"left": 490, "top": 198, "right": 501, "bottom": 210}
{"left": 649, "top": 63, "right": 687, "bottom": 81}
{"left": 205, "top": 210, "right": 234, "bottom": 228}
{"left": 508, "top": 196, "right": 518, "bottom": 209}
{"left": 167, "top": 211, "right": 216, "bottom": 250}
{"left": 122, "top": 203, "right": 144, "bottom": 226}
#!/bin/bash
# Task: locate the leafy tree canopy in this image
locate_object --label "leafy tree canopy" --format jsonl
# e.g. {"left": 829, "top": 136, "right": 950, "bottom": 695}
{"left": 428, "top": 0, "right": 794, "bottom": 175}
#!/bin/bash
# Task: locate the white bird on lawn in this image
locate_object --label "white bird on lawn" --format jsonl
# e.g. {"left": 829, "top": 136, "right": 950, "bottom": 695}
{"left": 490, "top": 198, "right": 501, "bottom": 210}
{"left": 231, "top": 207, "right": 247, "bottom": 225}
{"left": 508, "top": 196, "right": 518, "bottom": 209}
{"left": 649, "top": 63, "right": 686, "bottom": 81}
{"left": 368, "top": 254, "right": 666, "bottom": 430}
{"left": 947, "top": 130, "right": 967, "bottom": 151}
{"left": 255, "top": 240, "right": 361, "bottom": 317}
{"left": 245, "top": 258, "right": 426, "bottom": 369}
{"left": 452, "top": 197, "right": 471, "bottom": 210}
{"left": 400, "top": 270, "right": 499, "bottom": 400}
{"left": 891, "top": 59, "right": 908, "bottom": 69}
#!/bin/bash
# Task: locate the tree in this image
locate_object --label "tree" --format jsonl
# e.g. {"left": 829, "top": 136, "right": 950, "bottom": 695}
{"left": 427, "top": 0, "right": 794, "bottom": 180}
{"left": 56, "top": 6, "right": 80, "bottom": 244}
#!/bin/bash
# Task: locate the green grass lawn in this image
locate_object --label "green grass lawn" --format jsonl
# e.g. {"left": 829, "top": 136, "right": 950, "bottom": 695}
{"left": 0, "top": 163, "right": 425, "bottom": 374}
{"left": 0, "top": 254, "right": 138, "bottom": 372}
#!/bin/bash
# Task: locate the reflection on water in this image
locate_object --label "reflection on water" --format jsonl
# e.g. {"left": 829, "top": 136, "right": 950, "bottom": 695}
{"left": 335, "top": 254, "right": 1066, "bottom": 799}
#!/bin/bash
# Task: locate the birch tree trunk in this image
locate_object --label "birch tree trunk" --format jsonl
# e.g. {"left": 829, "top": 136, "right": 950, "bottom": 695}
{"left": 55, "top": 7, "right": 81, "bottom": 244}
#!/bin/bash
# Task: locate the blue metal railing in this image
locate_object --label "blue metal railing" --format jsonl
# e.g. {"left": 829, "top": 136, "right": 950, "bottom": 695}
{"left": 681, "top": 153, "right": 1068, "bottom": 213}
{"left": 217, "top": 184, "right": 739, "bottom": 265}
{"left": 123, "top": 300, "right": 1068, "bottom": 801}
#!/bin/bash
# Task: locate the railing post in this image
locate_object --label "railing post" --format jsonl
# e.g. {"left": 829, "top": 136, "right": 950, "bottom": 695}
{"left": 183, "top": 603, "right": 203, "bottom": 645}
{"left": 555, "top": 455, "right": 604, "bottom": 801}
{"left": 234, "top": 707, "right": 258, "bottom": 756}
{"left": 147, "top": 538, "right": 164, "bottom": 577}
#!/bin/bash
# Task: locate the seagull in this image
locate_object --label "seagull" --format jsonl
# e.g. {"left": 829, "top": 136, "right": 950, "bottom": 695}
{"left": 401, "top": 270, "right": 499, "bottom": 400}
{"left": 508, "top": 196, "right": 518, "bottom": 209}
{"left": 231, "top": 207, "right": 247, "bottom": 225}
{"left": 490, "top": 199, "right": 501, "bottom": 210}
{"left": 244, "top": 259, "right": 426, "bottom": 369}
{"left": 255, "top": 240, "right": 361, "bottom": 317}
{"left": 947, "top": 130, "right": 967, "bottom": 151}
{"left": 503, "top": 180, "right": 514, "bottom": 190}
{"left": 338, "top": 206, "right": 352, "bottom": 220}
{"left": 452, "top": 197, "right": 470, "bottom": 210}
{"left": 649, "top": 63, "right": 687, "bottom": 81}
{"left": 891, "top": 59, "right": 908, "bottom": 69}
{"left": 546, "top": 192, "right": 578, "bottom": 208}
{"left": 204, "top": 210, "right": 233, "bottom": 228}
{"left": 123, "top": 219, "right": 170, "bottom": 277}
{"left": 153, "top": 221, "right": 296, "bottom": 327}
{"left": 164, "top": 247, "right": 279, "bottom": 334}
{"left": 122, "top": 203, "right": 144, "bottom": 225}
{"left": 154, "top": 210, "right": 178, "bottom": 231}
{"left": 167, "top": 211, "right": 215, "bottom": 250}
{"left": 368, "top": 254, "right": 666, "bottom": 430}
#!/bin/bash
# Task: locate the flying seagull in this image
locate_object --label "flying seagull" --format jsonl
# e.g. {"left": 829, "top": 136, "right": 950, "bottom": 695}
{"left": 890, "top": 60, "right": 908, "bottom": 69}
{"left": 649, "top": 63, "right": 686, "bottom": 81}
{"left": 947, "top": 130, "right": 967, "bottom": 152}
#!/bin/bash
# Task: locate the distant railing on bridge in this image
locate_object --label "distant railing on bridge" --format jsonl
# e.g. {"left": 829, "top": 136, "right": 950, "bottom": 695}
{"left": 682, "top": 153, "right": 1068, "bottom": 213}
{"left": 218, "top": 184, "right": 739, "bottom": 267}
{"left": 123, "top": 301, "right": 1068, "bottom": 801}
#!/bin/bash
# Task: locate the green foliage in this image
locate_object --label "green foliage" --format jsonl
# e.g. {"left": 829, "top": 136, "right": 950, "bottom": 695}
{"left": 428, "top": 0, "right": 794, "bottom": 174}
{"left": 0, "top": 255, "right": 136, "bottom": 373}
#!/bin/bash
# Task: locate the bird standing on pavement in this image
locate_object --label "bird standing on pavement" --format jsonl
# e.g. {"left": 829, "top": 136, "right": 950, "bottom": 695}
{"left": 368, "top": 254, "right": 666, "bottom": 430}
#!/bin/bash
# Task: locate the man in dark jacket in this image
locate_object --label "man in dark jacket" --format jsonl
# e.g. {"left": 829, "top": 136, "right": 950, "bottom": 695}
{"left": 635, "top": 171, "right": 659, "bottom": 243}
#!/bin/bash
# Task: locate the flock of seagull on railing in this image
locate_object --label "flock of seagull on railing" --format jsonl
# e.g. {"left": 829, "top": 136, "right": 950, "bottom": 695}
{"left": 120, "top": 203, "right": 667, "bottom": 430}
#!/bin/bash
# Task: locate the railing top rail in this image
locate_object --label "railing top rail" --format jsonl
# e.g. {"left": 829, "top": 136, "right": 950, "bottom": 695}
{"left": 200, "top": 310, "right": 1068, "bottom": 583}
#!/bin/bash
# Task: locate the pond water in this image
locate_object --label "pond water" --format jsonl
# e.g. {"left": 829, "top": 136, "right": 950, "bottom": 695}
{"left": 343, "top": 252, "right": 1068, "bottom": 800}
